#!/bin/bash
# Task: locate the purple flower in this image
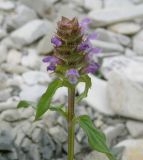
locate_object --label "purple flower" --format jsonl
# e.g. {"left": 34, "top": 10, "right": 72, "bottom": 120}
{"left": 79, "top": 18, "right": 91, "bottom": 32}
{"left": 51, "top": 36, "right": 62, "bottom": 47}
{"left": 65, "top": 69, "right": 79, "bottom": 84}
{"left": 42, "top": 56, "right": 59, "bottom": 71}
{"left": 87, "top": 32, "right": 98, "bottom": 40}
{"left": 84, "top": 62, "right": 100, "bottom": 73}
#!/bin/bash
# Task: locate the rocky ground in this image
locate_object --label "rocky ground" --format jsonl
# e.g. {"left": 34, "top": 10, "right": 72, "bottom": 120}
{"left": 0, "top": 0, "right": 143, "bottom": 160}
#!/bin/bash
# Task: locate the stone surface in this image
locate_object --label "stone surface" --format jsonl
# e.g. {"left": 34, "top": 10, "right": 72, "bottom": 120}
{"left": 84, "top": 151, "right": 108, "bottom": 160}
{"left": 126, "top": 120, "right": 143, "bottom": 137}
{"left": 7, "top": 4, "right": 37, "bottom": 29}
{"left": 108, "top": 22, "right": 141, "bottom": 35}
{"left": 0, "top": 1, "right": 15, "bottom": 11}
{"left": 116, "top": 139, "right": 143, "bottom": 160}
{"left": 133, "top": 29, "right": 143, "bottom": 55}
{"left": 77, "top": 74, "right": 115, "bottom": 115}
{"left": 0, "top": 45, "right": 7, "bottom": 64}
{"left": 107, "top": 71, "right": 143, "bottom": 120}
{"left": 0, "top": 28, "right": 7, "bottom": 39}
{"left": 10, "top": 20, "right": 52, "bottom": 47}
{"left": 89, "top": 4, "right": 143, "bottom": 27}
{"left": 84, "top": 0, "right": 102, "bottom": 10}
{"left": 20, "top": 0, "right": 53, "bottom": 17}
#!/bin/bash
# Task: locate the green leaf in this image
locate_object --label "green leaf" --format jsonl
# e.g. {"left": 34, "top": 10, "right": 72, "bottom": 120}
{"left": 35, "top": 79, "right": 63, "bottom": 120}
{"left": 17, "top": 100, "right": 36, "bottom": 108}
{"left": 78, "top": 115, "right": 116, "bottom": 160}
{"left": 76, "top": 75, "right": 91, "bottom": 103}
{"left": 49, "top": 104, "right": 67, "bottom": 118}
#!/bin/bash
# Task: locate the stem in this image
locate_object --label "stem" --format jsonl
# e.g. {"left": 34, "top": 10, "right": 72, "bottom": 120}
{"left": 67, "top": 87, "right": 75, "bottom": 160}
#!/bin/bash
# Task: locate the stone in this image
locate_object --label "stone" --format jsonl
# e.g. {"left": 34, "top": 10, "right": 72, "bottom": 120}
{"left": 0, "top": 73, "right": 8, "bottom": 89}
{"left": 0, "top": 44, "right": 7, "bottom": 64}
{"left": 0, "top": 1, "right": 15, "bottom": 11}
{"left": 84, "top": 0, "right": 102, "bottom": 10}
{"left": 133, "top": 29, "right": 143, "bottom": 55}
{"left": 104, "top": 124, "right": 125, "bottom": 146}
{"left": 29, "top": 144, "right": 40, "bottom": 160}
{"left": 1, "top": 63, "right": 28, "bottom": 74}
{"left": 49, "top": 126, "right": 67, "bottom": 143}
{"left": 84, "top": 151, "right": 108, "bottom": 160}
{"left": 108, "top": 22, "right": 141, "bottom": 35}
{"left": 10, "top": 20, "right": 52, "bottom": 47}
{"left": 91, "top": 39, "right": 124, "bottom": 52}
{"left": 101, "top": 56, "right": 143, "bottom": 82}
{"left": 22, "top": 71, "right": 51, "bottom": 85}
{"left": 116, "top": 139, "right": 143, "bottom": 160}
{"left": 7, "top": 49, "right": 22, "bottom": 65}
{"left": 126, "top": 120, "right": 143, "bottom": 137}
{"left": 21, "top": 49, "right": 41, "bottom": 69}
{"left": 104, "top": 0, "right": 134, "bottom": 9}
{"left": 7, "top": 4, "right": 37, "bottom": 29}
{"left": 0, "top": 28, "right": 7, "bottom": 39}
{"left": 77, "top": 74, "right": 115, "bottom": 115}
{"left": 0, "top": 88, "right": 12, "bottom": 102}
{"left": 0, "top": 121, "right": 14, "bottom": 151}
{"left": 125, "top": 48, "right": 136, "bottom": 57}
{"left": 95, "top": 28, "right": 131, "bottom": 47}
{"left": 0, "top": 109, "right": 21, "bottom": 122}
{"left": 107, "top": 71, "right": 143, "bottom": 120}
{"left": 37, "top": 22, "right": 55, "bottom": 54}
{"left": 20, "top": 0, "right": 53, "bottom": 17}
{"left": 88, "top": 4, "right": 143, "bottom": 27}
{"left": 20, "top": 84, "right": 46, "bottom": 101}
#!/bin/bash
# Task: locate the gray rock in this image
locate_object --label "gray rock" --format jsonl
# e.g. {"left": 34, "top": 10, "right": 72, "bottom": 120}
{"left": 19, "top": 0, "right": 53, "bottom": 17}
{"left": 0, "top": 28, "right": 7, "bottom": 39}
{"left": 7, "top": 49, "right": 22, "bottom": 65}
{"left": 0, "top": 121, "right": 14, "bottom": 151}
{"left": 133, "top": 29, "right": 143, "bottom": 55}
{"left": 107, "top": 71, "right": 143, "bottom": 120}
{"left": 84, "top": 151, "right": 108, "bottom": 160}
{"left": 0, "top": 44, "right": 7, "bottom": 64}
{"left": 89, "top": 4, "right": 143, "bottom": 27}
{"left": 22, "top": 71, "right": 51, "bottom": 85}
{"left": 91, "top": 39, "right": 124, "bottom": 52}
{"left": 1, "top": 63, "right": 28, "bottom": 74}
{"left": 10, "top": 20, "right": 52, "bottom": 47}
{"left": 20, "top": 84, "right": 46, "bottom": 101}
{"left": 7, "top": 4, "right": 37, "bottom": 29}
{"left": 77, "top": 74, "right": 115, "bottom": 115}
{"left": 116, "top": 139, "right": 143, "bottom": 160}
{"left": 0, "top": 1, "right": 15, "bottom": 11}
{"left": 0, "top": 88, "right": 12, "bottom": 102}
{"left": 95, "top": 28, "right": 131, "bottom": 47}
{"left": 104, "top": 124, "right": 125, "bottom": 146}
{"left": 83, "top": 0, "right": 102, "bottom": 10}
{"left": 108, "top": 22, "right": 141, "bottom": 35}
{"left": 21, "top": 49, "right": 41, "bottom": 69}
{"left": 28, "top": 144, "right": 40, "bottom": 160}
{"left": 126, "top": 120, "right": 143, "bottom": 137}
{"left": 0, "top": 73, "right": 8, "bottom": 89}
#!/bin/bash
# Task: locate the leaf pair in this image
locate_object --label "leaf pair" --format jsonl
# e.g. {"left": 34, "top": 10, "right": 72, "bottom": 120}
{"left": 77, "top": 115, "right": 116, "bottom": 160}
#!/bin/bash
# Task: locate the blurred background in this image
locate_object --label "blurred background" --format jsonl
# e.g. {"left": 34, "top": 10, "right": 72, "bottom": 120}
{"left": 0, "top": 0, "right": 143, "bottom": 160}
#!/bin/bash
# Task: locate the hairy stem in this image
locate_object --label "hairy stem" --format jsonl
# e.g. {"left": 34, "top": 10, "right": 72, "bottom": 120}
{"left": 67, "top": 87, "right": 75, "bottom": 160}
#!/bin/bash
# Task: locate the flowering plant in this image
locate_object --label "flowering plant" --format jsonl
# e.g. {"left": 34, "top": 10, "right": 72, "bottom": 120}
{"left": 18, "top": 17, "right": 115, "bottom": 160}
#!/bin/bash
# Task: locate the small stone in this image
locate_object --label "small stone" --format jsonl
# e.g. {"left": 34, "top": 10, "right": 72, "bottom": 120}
{"left": 10, "top": 19, "right": 52, "bottom": 47}
{"left": 77, "top": 74, "right": 115, "bottom": 115}
{"left": 21, "top": 49, "right": 41, "bottom": 69}
{"left": 0, "top": 1, "right": 15, "bottom": 11}
{"left": 49, "top": 126, "right": 67, "bottom": 143}
{"left": 84, "top": 151, "right": 108, "bottom": 160}
{"left": 126, "top": 120, "right": 143, "bottom": 137}
{"left": 0, "top": 44, "right": 7, "bottom": 64}
{"left": 20, "top": 85, "right": 46, "bottom": 101}
{"left": 133, "top": 29, "right": 143, "bottom": 55}
{"left": 7, "top": 4, "right": 37, "bottom": 29}
{"left": 1, "top": 63, "right": 28, "bottom": 74}
{"left": 84, "top": 0, "right": 102, "bottom": 10}
{"left": 0, "top": 88, "right": 12, "bottom": 102}
{"left": 7, "top": 49, "right": 22, "bottom": 65}
{"left": 0, "top": 28, "right": 7, "bottom": 39}
{"left": 89, "top": 4, "right": 143, "bottom": 27}
{"left": 0, "top": 109, "right": 21, "bottom": 122}
{"left": 22, "top": 71, "right": 51, "bottom": 85}
{"left": 116, "top": 139, "right": 143, "bottom": 160}
{"left": 29, "top": 144, "right": 40, "bottom": 160}
{"left": 0, "top": 73, "right": 8, "bottom": 89}
{"left": 108, "top": 22, "right": 141, "bottom": 35}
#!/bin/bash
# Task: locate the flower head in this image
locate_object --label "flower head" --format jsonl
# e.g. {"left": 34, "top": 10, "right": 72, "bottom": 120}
{"left": 84, "top": 62, "right": 100, "bottom": 73}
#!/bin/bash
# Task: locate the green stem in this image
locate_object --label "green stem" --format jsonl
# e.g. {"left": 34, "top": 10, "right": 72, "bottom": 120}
{"left": 67, "top": 87, "right": 75, "bottom": 160}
